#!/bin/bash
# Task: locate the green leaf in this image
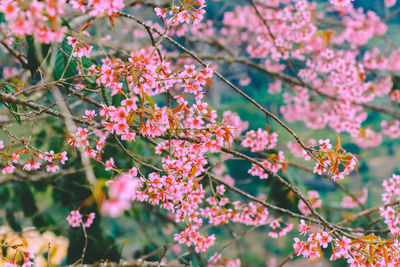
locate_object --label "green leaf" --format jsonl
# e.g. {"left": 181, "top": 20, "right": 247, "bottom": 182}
{"left": 16, "top": 184, "right": 38, "bottom": 217}
{"left": 0, "top": 82, "right": 21, "bottom": 124}
{"left": 0, "top": 187, "right": 9, "bottom": 205}
{"left": 9, "top": 102, "right": 20, "bottom": 124}
{"left": 6, "top": 209, "right": 22, "bottom": 232}
{"left": 53, "top": 37, "right": 78, "bottom": 87}
{"left": 144, "top": 92, "right": 155, "bottom": 110}
{"left": 33, "top": 213, "right": 56, "bottom": 231}
{"left": 101, "top": 84, "right": 111, "bottom": 106}
{"left": 26, "top": 35, "right": 40, "bottom": 75}
{"left": 61, "top": 17, "right": 72, "bottom": 29}
{"left": 26, "top": 36, "right": 51, "bottom": 76}
{"left": 112, "top": 93, "right": 124, "bottom": 107}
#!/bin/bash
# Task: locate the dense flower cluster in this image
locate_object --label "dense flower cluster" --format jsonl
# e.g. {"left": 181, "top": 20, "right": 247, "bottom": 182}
{"left": 66, "top": 210, "right": 95, "bottom": 228}
{"left": 380, "top": 174, "right": 400, "bottom": 235}
{"left": 70, "top": 0, "right": 124, "bottom": 16}
{"left": 5, "top": 249, "right": 34, "bottom": 267}
{"left": 312, "top": 138, "right": 358, "bottom": 181}
{"left": 341, "top": 188, "right": 368, "bottom": 208}
{"left": 241, "top": 128, "right": 278, "bottom": 152}
{"left": 0, "top": 138, "right": 68, "bottom": 175}
{"left": 67, "top": 36, "right": 93, "bottom": 58}
{"left": 298, "top": 191, "right": 322, "bottom": 215}
{"left": 220, "top": 0, "right": 393, "bottom": 149}
{"left": 0, "top": 0, "right": 66, "bottom": 43}
{"left": 294, "top": 221, "right": 400, "bottom": 265}
{"left": 155, "top": 0, "right": 207, "bottom": 25}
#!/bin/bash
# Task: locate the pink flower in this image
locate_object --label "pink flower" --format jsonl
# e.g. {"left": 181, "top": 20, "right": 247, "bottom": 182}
{"left": 2, "top": 164, "right": 15, "bottom": 174}
{"left": 385, "top": 0, "right": 396, "bottom": 7}
{"left": 83, "top": 110, "right": 96, "bottom": 120}
{"left": 154, "top": 7, "right": 166, "bottom": 18}
{"left": 67, "top": 210, "right": 82, "bottom": 227}
{"left": 121, "top": 98, "right": 138, "bottom": 111}
{"left": 59, "top": 151, "right": 68, "bottom": 165}
{"left": 299, "top": 219, "right": 311, "bottom": 235}
{"left": 216, "top": 185, "right": 225, "bottom": 195}
{"left": 83, "top": 212, "right": 95, "bottom": 227}
{"left": 335, "top": 236, "right": 351, "bottom": 255}
{"left": 105, "top": 157, "right": 115, "bottom": 171}
{"left": 177, "top": 11, "right": 191, "bottom": 24}
{"left": 45, "top": 151, "right": 55, "bottom": 162}
{"left": 316, "top": 232, "right": 332, "bottom": 248}
{"left": 46, "top": 163, "right": 59, "bottom": 173}
{"left": 329, "top": 0, "right": 353, "bottom": 7}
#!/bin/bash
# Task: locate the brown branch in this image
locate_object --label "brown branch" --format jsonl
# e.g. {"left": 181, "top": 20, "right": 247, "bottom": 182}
{"left": 337, "top": 200, "right": 400, "bottom": 226}
{"left": 208, "top": 226, "right": 257, "bottom": 265}
{"left": 277, "top": 251, "right": 296, "bottom": 267}
{"left": 206, "top": 172, "right": 321, "bottom": 224}
{"left": 0, "top": 91, "right": 101, "bottom": 129}
{"left": 0, "top": 39, "right": 28, "bottom": 68}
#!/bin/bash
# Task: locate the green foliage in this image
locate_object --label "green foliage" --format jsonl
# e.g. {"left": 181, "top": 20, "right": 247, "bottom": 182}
{"left": 0, "top": 80, "right": 22, "bottom": 124}
{"left": 53, "top": 38, "right": 78, "bottom": 83}
{"left": 101, "top": 84, "right": 111, "bottom": 106}
{"left": 26, "top": 35, "right": 51, "bottom": 76}
{"left": 16, "top": 183, "right": 38, "bottom": 217}
{"left": 6, "top": 209, "right": 22, "bottom": 232}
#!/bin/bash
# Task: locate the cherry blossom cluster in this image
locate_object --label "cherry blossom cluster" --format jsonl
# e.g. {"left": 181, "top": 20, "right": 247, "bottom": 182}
{"left": 241, "top": 128, "right": 278, "bottom": 152}
{"left": 380, "top": 174, "right": 400, "bottom": 235}
{"left": 267, "top": 219, "right": 293, "bottom": 239}
{"left": 66, "top": 125, "right": 109, "bottom": 160}
{"left": 337, "top": 5, "right": 387, "bottom": 47}
{"left": 0, "top": 0, "right": 126, "bottom": 44}
{"left": 294, "top": 220, "right": 400, "bottom": 265}
{"left": 381, "top": 120, "right": 400, "bottom": 139}
{"left": 298, "top": 191, "right": 322, "bottom": 215}
{"left": 154, "top": 0, "right": 206, "bottom": 25}
{"left": 70, "top": 0, "right": 124, "bottom": 16}
{"left": 330, "top": 0, "right": 353, "bottom": 7}
{"left": 293, "top": 220, "right": 333, "bottom": 259}
{"left": 66, "top": 36, "right": 93, "bottom": 58}
{"left": 202, "top": 195, "right": 270, "bottom": 227}
{"left": 0, "top": 138, "right": 68, "bottom": 175}
{"left": 5, "top": 249, "right": 34, "bottom": 267}
{"left": 101, "top": 170, "right": 140, "bottom": 217}
{"left": 66, "top": 210, "right": 95, "bottom": 228}
{"left": 287, "top": 139, "right": 316, "bottom": 161}
{"left": 67, "top": 45, "right": 245, "bottom": 253}
{"left": 88, "top": 47, "right": 213, "bottom": 98}
{"left": 247, "top": 151, "right": 285, "bottom": 180}
{"left": 341, "top": 188, "right": 368, "bottom": 209}
{"left": 222, "top": 111, "right": 249, "bottom": 137}
{"left": 312, "top": 139, "right": 358, "bottom": 181}
{"left": 222, "top": 1, "right": 317, "bottom": 62}
{"left": 65, "top": 47, "right": 215, "bottom": 162}
{"left": 202, "top": 185, "right": 293, "bottom": 237}
{"left": 220, "top": 0, "right": 392, "bottom": 149}
{"left": 0, "top": 0, "right": 66, "bottom": 44}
